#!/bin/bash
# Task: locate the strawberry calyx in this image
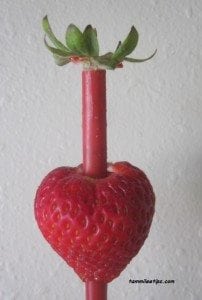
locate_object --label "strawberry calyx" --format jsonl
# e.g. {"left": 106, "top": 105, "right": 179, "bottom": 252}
{"left": 70, "top": 56, "right": 87, "bottom": 63}
{"left": 116, "top": 62, "right": 123, "bottom": 68}
{"left": 42, "top": 15, "right": 156, "bottom": 70}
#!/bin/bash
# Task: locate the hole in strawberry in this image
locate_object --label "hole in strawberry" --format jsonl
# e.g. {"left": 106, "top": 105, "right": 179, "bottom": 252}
{"left": 123, "top": 206, "right": 128, "bottom": 215}
{"left": 94, "top": 199, "right": 99, "bottom": 205}
{"left": 77, "top": 216, "right": 88, "bottom": 228}
{"left": 39, "top": 221, "right": 44, "bottom": 227}
{"left": 65, "top": 222, "right": 70, "bottom": 230}
{"left": 92, "top": 225, "right": 98, "bottom": 234}
{"left": 96, "top": 242, "right": 101, "bottom": 248}
{"left": 39, "top": 196, "right": 46, "bottom": 207}
{"left": 80, "top": 244, "right": 85, "bottom": 250}
{"left": 107, "top": 219, "right": 113, "bottom": 228}
{"left": 50, "top": 203, "right": 57, "bottom": 213}
{"left": 136, "top": 238, "right": 142, "bottom": 246}
{"left": 86, "top": 236, "right": 91, "bottom": 243}
{"left": 102, "top": 234, "right": 108, "bottom": 242}
{"left": 83, "top": 198, "right": 88, "bottom": 204}
{"left": 47, "top": 234, "right": 52, "bottom": 241}
{"left": 126, "top": 228, "right": 133, "bottom": 236}
{"left": 100, "top": 215, "right": 105, "bottom": 223}
{"left": 124, "top": 241, "right": 132, "bottom": 251}
{"left": 113, "top": 239, "right": 118, "bottom": 246}
{"left": 69, "top": 206, "right": 79, "bottom": 218}
{"left": 119, "top": 241, "right": 125, "bottom": 248}
{"left": 116, "top": 223, "right": 124, "bottom": 232}
{"left": 83, "top": 218, "right": 88, "bottom": 227}
{"left": 39, "top": 186, "right": 50, "bottom": 198}
{"left": 102, "top": 197, "right": 109, "bottom": 205}
{"left": 96, "top": 213, "right": 105, "bottom": 224}
{"left": 43, "top": 211, "right": 48, "bottom": 220}
{"left": 52, "top": 211, "right": 60, "bottom": 222}
{"left": 61, "top": 203, "right": 69, "bottom": 214}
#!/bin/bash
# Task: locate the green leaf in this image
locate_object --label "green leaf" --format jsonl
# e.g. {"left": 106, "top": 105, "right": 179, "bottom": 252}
{"left": 53, "top": 54, "right": 70, "bottom": 66}
{"left": 110, "top": 26, "right": 139, "bottom": 67}
{"left": 94, "top": 52, "right": 114, "bottom": 69}
{"left": 44, "top": 37, "right": 72, "bottom": 56}
{"left": 97, "top": 52, "right": 113, "bottom": 61}
{"left": 65, "top": 24, "right": 88, "bottom": 55}
{"left": 83, "top": 25, "right": 99, "bottom": 56}
{"left": 42, "top": 15, "right": 69, "bottom": 52}
{"left": 124, "top": 49, "right": 157, "bottom": 63}
{"left": 115, "top": 41, "right": 122, "bottom": 51}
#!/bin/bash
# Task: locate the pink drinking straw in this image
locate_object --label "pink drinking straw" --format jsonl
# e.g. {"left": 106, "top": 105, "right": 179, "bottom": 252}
{"left": 82, "top": 69, "right": 108, "bottom": 299}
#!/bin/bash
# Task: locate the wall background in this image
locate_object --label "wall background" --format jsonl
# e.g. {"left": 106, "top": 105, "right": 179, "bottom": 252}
{"left": 0, "top": 0, "right": 202, "bottom": 299}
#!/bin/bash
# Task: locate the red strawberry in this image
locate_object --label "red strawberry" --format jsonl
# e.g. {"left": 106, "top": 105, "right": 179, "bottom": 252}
{"left": 34, "top": 161, "right": 155, "bottom": 283}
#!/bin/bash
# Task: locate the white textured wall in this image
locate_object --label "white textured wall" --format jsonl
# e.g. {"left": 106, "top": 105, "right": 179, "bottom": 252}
{"left": 1, "top": 0, "right": 202, "bottom": 299}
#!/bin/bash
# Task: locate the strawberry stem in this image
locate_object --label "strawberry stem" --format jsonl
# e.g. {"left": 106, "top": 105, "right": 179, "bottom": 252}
{"left": 85, "top": 281, "right": 107, "bottom": 300}
{"left": 82, "top": 69, "right": 107, "bottom": 178}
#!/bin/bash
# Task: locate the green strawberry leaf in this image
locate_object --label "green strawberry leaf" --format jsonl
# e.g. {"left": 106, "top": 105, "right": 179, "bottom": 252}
{"left": 110, "top": 26, "right": 139, "bottom": 67}
{"left": 115, "top": 41, "right": 122, "bottom": 51}
{"left": 94, "top": 52, "right": 114, "bottom": 69}
{"left": 42, "top": 15, "right": 69, "bottom": 52}
{"left": 124, "top": 49, "right": 157, "bottom": 63}
{"left": 65, "top": 24, "right": 88, "bottom": 55}
{"left": 83, "top": 25, "right": 99, "bottom": 56}
{"left": 44, "top": 37, "right": 72, "bottom": 56}
{"left": 53, "top": 54, "right": 70, "bottom": 66}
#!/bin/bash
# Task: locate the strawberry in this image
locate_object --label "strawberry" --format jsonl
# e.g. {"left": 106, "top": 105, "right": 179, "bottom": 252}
{"left": 36, "top": 16, "right": 156, "bottom": 299}
{"left": 34, "top": 161, "right": 155, "bottom": 283}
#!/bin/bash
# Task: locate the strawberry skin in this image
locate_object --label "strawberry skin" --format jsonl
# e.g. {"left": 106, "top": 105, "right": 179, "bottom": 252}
{"left": 34, "top": 161, "right": 155, "bottom": 283}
